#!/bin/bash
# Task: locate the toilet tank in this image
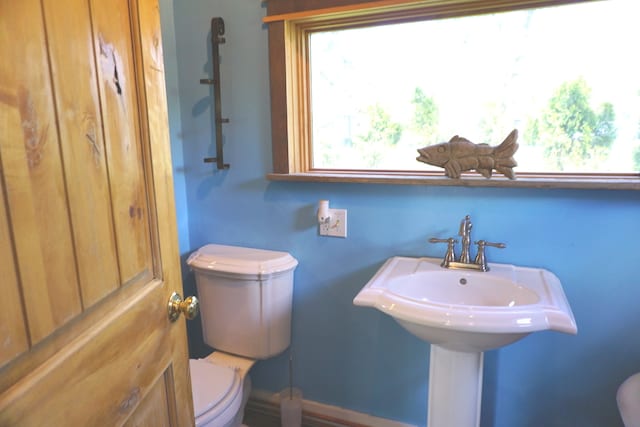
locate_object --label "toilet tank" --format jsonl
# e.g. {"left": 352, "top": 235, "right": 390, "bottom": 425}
{"left": 187, "top": 244, "right": 298, "bottom": 359}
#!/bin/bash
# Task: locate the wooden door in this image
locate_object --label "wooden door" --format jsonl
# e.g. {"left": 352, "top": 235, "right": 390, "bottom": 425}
{"left": 0, "top": 0, "right": 195, "bottom": 425}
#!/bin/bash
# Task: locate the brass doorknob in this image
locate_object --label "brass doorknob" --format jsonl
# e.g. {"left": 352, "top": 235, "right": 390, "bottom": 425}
{"left": 167, "top": 292, "right": 199, "bottom": 322}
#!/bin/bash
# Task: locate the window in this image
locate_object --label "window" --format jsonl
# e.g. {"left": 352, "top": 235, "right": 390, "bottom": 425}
{"left": 264, "top": 0, "right": 640, "bottom": 189}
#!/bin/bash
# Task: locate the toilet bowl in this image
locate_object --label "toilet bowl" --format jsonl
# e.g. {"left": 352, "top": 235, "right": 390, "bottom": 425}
{"left": 190, "top": 353, "right": 255, "bottom": 427}
{"left": 187, "top": 244, "right": 298, "bottom": 427}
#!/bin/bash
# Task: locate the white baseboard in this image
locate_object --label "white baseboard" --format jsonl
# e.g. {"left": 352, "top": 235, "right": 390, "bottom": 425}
{"left": 250, "top": 389, "right": 418, "bottom": 427}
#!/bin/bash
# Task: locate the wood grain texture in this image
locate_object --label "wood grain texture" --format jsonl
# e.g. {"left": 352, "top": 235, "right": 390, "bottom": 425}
{"left": 0, "top": 0, "right": 81, "bottom": 345}
{"left": 0, "top": 281, "right": 171, "bottom": 426}
{"left": 0, "top": 0, "right": 193, "bottom": 425}
{"left": 90, "top": 0, "right": 153, "bottom": 286}
{"left": 268, "top": 22, "right": 290, "bottom": 174}
{"left": 265, "top": 0, "right": 592, "bottom": 20}
{"left": 0, "top": 106, "right": 29, "bottom": 368}
{"left": 131, "top": 0, "right": 194, "bottom": 422}
{"left": 266, "top": 171, "right": 640, "bottom": 190}
{"left": 42, "top": 0, "right": 120, "bottom": 307}
{"left": 267, "top": 0, "right": 375, "bottom": 16}
{"left": 123, "top": 371, "right": 172, "bottom": 427}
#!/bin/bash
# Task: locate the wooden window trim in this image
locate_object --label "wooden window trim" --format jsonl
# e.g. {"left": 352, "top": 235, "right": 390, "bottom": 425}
{"left": 265, "top": 0, "right": 640, "bottom": 190}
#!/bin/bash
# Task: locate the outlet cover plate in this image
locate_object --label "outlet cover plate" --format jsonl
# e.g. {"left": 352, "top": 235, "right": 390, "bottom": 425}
{"left": 320, "top": 208, "right": 347, "bottom": 238}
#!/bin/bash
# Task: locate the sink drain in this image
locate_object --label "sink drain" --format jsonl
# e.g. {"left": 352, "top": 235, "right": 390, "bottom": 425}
{"left": 459, "top": 278, "right": 468, "bottom": 285}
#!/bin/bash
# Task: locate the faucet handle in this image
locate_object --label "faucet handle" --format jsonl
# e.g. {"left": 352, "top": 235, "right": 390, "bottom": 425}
{"left": 429, "top": 237, "right": 457, "bottom": 244}
{"left": 429, "top": 237, "right": 458, "bottom": 268}
{"left": 481, "top": 240, "right": 506, "bottom": 249}
{"left": 473, "top": 240, "right": 506, "bottom": 271}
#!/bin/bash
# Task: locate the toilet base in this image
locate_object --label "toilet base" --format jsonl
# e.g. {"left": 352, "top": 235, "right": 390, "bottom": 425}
{"left": 193, "top": 352, "right": 256, "bottom": 427}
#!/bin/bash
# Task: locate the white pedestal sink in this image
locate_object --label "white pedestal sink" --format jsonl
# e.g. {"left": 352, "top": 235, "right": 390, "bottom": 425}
{"left": 353, "top": 257, "right": 577, "bottom": 427}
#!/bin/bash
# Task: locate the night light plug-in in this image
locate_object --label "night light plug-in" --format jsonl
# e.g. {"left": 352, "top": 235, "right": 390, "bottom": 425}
{"left": 317, "top": 200, "right": 347, "bottom": 238}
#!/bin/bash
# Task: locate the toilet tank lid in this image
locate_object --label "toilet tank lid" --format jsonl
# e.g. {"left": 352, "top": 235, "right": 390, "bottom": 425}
{"left": 187, "top": 244, "right": 298, "bottom": 277}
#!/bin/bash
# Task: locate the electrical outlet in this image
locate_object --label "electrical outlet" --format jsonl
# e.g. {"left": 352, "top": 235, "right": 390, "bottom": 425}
{"left": 319, "top": 208, "right": 347, "bottom": 238}
{"left": 319, "top": 219, "right": 331, "bottom": 235}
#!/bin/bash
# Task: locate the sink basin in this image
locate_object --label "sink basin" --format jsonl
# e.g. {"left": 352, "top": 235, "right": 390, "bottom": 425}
{"left": 387, "top": 271, "right": 540, "bottom": 307}
{"left": 354, "top": 256, "right": 577, "bottom": 352}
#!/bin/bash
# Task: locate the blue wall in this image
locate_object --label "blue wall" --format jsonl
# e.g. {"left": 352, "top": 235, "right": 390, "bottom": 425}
{"left": 160, "top": 1, "right": 640, "bottom": 426}
{"left": 158, "top": 0, "right": 190, "bottom": 253}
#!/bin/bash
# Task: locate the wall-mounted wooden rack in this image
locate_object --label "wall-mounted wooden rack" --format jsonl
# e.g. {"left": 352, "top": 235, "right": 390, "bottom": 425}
{"left": 200, "top": 17, "right": 230, "bottom": 170}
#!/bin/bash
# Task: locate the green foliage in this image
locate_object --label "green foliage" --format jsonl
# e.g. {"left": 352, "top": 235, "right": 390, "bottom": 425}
{"left": 354, "top": 103, "right": 403, "bottom": 167}
{"left": 593, "top": 102, "right": 616, "bottom": 148}
{"left": 527, "top": 78, "right": 617, "bottom": 170}
{"left": 411, "top": 88, "right": 439, "bottom": 143}
{"left": 633, "top": 147, "right": 640, "bottom": 171}
{"left": 479, "top": 101, "right": 511, "bottom": 144}
{"left": 362, "top": 104, "right": 403, "bottom": 146}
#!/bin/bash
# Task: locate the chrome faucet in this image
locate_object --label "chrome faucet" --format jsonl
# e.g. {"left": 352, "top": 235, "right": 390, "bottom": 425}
{"left": 429, "top": 215, "right": 505, "bottom": 271}
{"left": 459, "top": 215, "right": 472, "bottom": 264}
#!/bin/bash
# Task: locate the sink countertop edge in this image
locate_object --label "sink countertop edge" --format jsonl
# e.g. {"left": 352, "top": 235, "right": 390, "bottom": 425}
{"left": 352, "top": 255, "right": 577, "bottom": 335}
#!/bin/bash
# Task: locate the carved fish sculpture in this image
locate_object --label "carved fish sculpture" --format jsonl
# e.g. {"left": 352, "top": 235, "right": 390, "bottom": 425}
{"left": 416, "top": 129, "right": 519, "bottom": 179}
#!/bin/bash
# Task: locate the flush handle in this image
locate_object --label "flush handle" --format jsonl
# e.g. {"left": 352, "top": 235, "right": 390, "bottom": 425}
{"left": 167, "top": 292, "right": 199, "bottom": 322}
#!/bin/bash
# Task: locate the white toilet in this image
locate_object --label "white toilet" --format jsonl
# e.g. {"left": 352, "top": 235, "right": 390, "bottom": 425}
{"left": 186, "top": 244, "right": 298, "bottom": 427}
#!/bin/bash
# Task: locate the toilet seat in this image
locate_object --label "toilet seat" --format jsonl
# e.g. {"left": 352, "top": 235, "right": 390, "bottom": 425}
{"left": 190, "top": 358, "right": 243, "bottom": 426}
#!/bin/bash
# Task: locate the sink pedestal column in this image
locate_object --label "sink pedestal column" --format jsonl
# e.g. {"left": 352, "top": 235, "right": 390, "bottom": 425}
{"left": 427, "top": 345, "right": 484, "bottom": 427}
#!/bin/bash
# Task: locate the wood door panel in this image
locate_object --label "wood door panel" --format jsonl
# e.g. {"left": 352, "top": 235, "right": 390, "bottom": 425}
{"left": 132, "top": 0, "right": 175, "bottom": 275}
{"left": 0, "top": 0, "right": 194, "bottom": 424}
{"left": 41, "top": 0, "right": 121, "bottom": 308}
{"left": 0, "top": 0, "right": 82, "bottom": 344}
{"left": 132, "top": 0, "right": 194, "bottom": 422}
{"left": 123, "top": 369, "right": 175, "bottom": 427}
{"left": 0, "top": 280, "right": 186, "bottom": 427}
{"left": 0, "top": 126, "right": 29, "bottom": 368}
{"left": 90, "top": 0, "right": 153, "bottom": 286}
